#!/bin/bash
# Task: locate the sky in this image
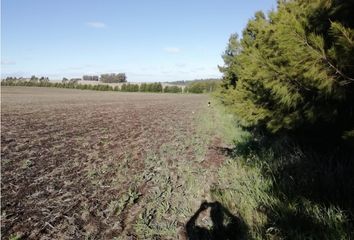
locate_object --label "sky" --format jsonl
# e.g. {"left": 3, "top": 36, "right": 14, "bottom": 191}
{"left": 1, "top": 0, "right": 276, "bottom": 82}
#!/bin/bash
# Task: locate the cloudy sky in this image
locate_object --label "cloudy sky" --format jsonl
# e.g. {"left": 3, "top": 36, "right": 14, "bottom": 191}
{"left": 1, "top": 0, "right": 276, "bottom": 82}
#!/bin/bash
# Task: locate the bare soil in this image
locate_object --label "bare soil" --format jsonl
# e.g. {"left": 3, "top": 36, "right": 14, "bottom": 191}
{"left": 1, "top": 87, "right": 216, "bottom": 239}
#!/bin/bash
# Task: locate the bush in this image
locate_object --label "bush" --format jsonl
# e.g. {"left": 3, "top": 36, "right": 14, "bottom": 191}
{"left": 139, "top": 83, "right": 163, "bottom": 93}
{"left": 185, "top": 80, "right": 220, "bottom": 93}
{"left": 120, "top": 83, "right": 139, "bottom": 92}
{"left": 164, "top": 86, "right": 182, "bottom": 93}
{"left": 140, "top": 83, "right": 147, "bottom": 92}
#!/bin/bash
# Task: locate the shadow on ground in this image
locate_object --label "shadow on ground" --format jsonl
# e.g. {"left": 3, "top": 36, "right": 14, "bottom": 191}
{"left": 217, "top": 136, "right": 354, "bottom": 238}
{"left": 186, "top": 201, "right": 248, "bottom": 240}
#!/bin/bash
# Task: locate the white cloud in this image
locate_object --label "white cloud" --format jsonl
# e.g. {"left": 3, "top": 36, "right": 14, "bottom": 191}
{"left": 86, "top": 21, "right": 107, "bottom": 28}
{"left": 163, "top": 47, "right": 181, "bottom": 54}
{"left": 1, "top": 60, "right": 16, "bottom": 65}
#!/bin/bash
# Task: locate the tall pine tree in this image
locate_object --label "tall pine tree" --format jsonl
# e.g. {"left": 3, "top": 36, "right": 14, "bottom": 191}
{"left": 220, "top": 0, "right": 354, "bottom": 141}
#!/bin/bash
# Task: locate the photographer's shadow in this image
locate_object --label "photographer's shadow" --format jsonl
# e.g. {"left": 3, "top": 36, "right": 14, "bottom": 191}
{"left": 186, "top": 201, "right": 248, "bottom": 240}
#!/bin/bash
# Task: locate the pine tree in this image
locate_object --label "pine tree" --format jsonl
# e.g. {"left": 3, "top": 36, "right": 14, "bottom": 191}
{"left": 219, "top": 0, "right": 354, "bottom": 140}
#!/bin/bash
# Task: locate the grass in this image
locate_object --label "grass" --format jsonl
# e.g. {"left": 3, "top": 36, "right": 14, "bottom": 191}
{"left": 208, "top": 98, "right": 354, "bottom": 239}
{"left": 197, "top": 100, "right": 246, "bottom": 145}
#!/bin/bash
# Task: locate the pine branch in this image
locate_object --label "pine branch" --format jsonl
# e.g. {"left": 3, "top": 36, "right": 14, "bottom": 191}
{"left": 294, "top": 31, "right": 354, "bottom": 85}
{"left": 255, "top": 49, "right": 312, "bottom": 91}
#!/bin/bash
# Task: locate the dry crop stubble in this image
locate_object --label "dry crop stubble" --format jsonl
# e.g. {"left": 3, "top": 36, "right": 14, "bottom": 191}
{"left": 1, "top": 87, "right": 229, "bottom": 239}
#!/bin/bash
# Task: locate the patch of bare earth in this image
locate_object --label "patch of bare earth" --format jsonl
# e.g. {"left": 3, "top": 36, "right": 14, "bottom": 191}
{"left": 1, "top": 87, "right": 209, "bottom": 239}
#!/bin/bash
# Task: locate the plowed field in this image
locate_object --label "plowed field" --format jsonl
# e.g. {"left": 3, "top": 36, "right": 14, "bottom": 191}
{"left": 1, "top": 87, "right": 224, "bottom": 239}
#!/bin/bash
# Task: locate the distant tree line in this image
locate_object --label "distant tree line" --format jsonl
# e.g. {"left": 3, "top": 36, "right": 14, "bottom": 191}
{"left": 2, "top": 74, "right": 228, "bottom": 95}
{"left": 100, "top": 73, "right": 127, "bottom": 83}
{"left": 1, "top": 78, "right": 186, "bottom": 94}
{"left": 2, "top": 76, "right": 221, "bottom": 94}
{"left": 81, "top": 73, "right": 127, "bottom": 83}
{"left": 2, "top": 76, "right": 52, "bottom": 87}
{"left": 2, "top": 75, "right": 221, "bottom": 94}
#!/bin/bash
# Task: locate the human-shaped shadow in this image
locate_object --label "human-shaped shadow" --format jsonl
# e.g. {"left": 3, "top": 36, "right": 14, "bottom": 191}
{"left": 186, "top": 201, "right": 248, "bottom": 240}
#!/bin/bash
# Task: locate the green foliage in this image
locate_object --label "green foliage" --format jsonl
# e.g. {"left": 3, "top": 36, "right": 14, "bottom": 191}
{"left": 219, "top": 0, "right": 354, "bottom": 141}
{"left": 140, "top": 83, "right": 147, "bottom": 92}
{"left": 204, "top": 100, "right": 354, "bottom": 239}
{"left": 163, "top": 85, "right": 182, "bottom": 93}
{"left": 139, "top": 82, "right": 163, "bottom": 93}
{"left": 8, "top": 234, "right": 22, "bottom": 240}
{"left": 120, "top": 83, "right": 139, "bottom": 92}
{"left": 185, "top": 80, "right": 220, "bottom": 93}
{"left": 151, "top": 82, "right": 163, "bottom": 92}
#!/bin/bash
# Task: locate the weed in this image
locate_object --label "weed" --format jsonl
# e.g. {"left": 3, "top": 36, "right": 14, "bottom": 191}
{"left": 8, "top": 234, "right": 22, "bottom": 240}
{"left": 21, "top": 159, "right": 33, "bottom": 169}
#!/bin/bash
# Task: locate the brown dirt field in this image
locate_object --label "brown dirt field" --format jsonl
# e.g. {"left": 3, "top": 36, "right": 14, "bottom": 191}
{"left": 1, "top": 87, "right": 225, "bottom": 239}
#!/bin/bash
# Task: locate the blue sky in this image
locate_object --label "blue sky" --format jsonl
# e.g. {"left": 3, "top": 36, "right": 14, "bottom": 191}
{"left": 1, "top": 0, "right": 276, "bottom": 82}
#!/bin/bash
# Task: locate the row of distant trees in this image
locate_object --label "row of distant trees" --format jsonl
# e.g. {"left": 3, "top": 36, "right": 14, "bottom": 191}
{"left": 4, "top": 73, "right": 127, "bottom": 83}
{"left": 4, "top": 75, "right": 50, "bottom": 82}
{"left": 1, "top": 79, "right": 187, "bottom": 93}
{"left": 100, "top": 73, "right": 127, "bottom": 83}
{"left": 2, "top": 75, "right": 221, "bottom": 94}
{"left": 82, "top": 73, "right": 127, "bottom": 83}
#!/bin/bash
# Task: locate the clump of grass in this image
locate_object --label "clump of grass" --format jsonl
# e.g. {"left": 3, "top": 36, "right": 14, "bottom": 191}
{"left": 108, "top": 186, "right": 142, "bottom": 217}
{"left": 21, "top": 159, "right": 33, "bottom": 169}
{"left": 8, "top": 234, "right": 22, "bottom": 240}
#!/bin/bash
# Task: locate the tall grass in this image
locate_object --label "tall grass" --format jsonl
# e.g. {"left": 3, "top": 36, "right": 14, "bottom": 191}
{"left": 209, "top": 100, "right": 354, "bottom": 239}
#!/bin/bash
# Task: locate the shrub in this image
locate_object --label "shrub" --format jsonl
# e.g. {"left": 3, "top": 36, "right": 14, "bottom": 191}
{"left": 164, "top": 85, "right": 182, "bottom": 93}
